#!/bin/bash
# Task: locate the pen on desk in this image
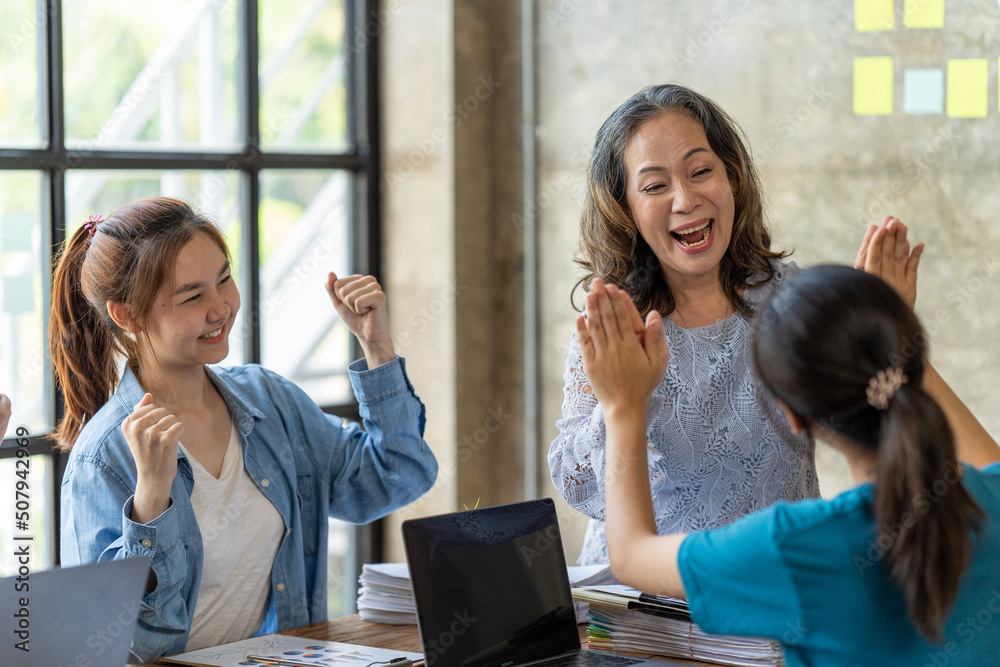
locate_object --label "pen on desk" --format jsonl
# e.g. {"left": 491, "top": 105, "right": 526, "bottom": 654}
{"left": 246, "top": 655, "right": 417, "bottom": 667}
{"left": 245, "top": 655, "right": 329, "bottom": 667}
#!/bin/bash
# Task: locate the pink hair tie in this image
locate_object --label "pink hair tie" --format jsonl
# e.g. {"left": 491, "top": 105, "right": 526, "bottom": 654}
{"left": 83, "top": 214, "right": 103, "bottom": 236}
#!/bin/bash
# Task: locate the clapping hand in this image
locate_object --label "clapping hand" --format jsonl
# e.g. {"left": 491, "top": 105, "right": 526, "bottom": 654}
{"left": 0, "top": 394, "right": 11, "bottom": 440}
{"left": 326, "top": 272, "right": 396, "bottom": 368}
{"left": 576, "top": 280, "right": 669, "bottom": 415}
{"left": 121, "top": 393, "right": 183, "bottom": 524}
{"left": 855, "top": 215, "right": 924, "bottom": 310}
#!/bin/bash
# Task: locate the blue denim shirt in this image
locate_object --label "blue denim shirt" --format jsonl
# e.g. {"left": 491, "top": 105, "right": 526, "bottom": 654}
{"left": 60, "top": 357, "right": 437, "bottom": 663}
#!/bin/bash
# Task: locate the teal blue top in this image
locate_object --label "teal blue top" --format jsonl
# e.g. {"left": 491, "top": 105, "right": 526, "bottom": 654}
{"left": 678, "top": 462, "right": 1000, "bottom": 666}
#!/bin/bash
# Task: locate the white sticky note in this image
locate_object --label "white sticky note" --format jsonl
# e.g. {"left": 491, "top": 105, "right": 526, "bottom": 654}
{"left": 904, "top": 69, "right": 944, "bottom": 114}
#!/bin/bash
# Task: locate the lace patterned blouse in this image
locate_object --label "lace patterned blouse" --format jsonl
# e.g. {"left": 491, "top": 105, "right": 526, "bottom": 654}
{"left": 548, "top": 261, "right": 819, "bottom": 565}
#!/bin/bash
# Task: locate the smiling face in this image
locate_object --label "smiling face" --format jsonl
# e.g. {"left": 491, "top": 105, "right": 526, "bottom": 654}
{"left": 623, "top": 110, "right": 736, "bottom": 287}
{"left": 139, "top": 232, "right": 240, "bottom": 375}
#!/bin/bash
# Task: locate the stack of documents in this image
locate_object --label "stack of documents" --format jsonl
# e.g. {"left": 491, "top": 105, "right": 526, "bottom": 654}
{"left": 357, "top": 562, "right": 416, "bottom": 624}
{"left": 357, "top": 563, "right": 615, "bottom": 625}
{"left": 572, "top": 586, "right": 784, "bottom": 667}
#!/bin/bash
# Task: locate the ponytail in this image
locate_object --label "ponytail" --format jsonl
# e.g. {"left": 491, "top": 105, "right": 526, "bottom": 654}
{"left": 874, "top": 383, "right": 984, "bottom": 642}
{"left": 50, "top": 227, "right": 120, "bottom": 450}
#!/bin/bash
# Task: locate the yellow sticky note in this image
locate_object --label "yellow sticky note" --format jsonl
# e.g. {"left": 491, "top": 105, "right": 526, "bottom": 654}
{"left": 947, "top": 59, "right": 988, "bottom": 118}
{"left": 904, "top": 0, "right": 945, "bottom": 28}
{"left": 854, "top": 57, "right": 894, "bottom": 115}
{"left": 855, "top": 0, "right": 894, "bottom": 32}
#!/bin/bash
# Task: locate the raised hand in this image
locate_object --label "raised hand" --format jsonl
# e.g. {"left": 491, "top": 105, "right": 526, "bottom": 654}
{"left": 855, "top": 215, "right": 923, "bottom": 310}
{"left": 326, "top": 272, "right": 396, "bottom": 368}
{"left": 576, "top": 280, "right": 669, "bottom": 414}
{"left": 0, "top": 394, "right": 11, "bottom": 440}
{"left": 121, "top": 393, "right": 183, "bottom": 524}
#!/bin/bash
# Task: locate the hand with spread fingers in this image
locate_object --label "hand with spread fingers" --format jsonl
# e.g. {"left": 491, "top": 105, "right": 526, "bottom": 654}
{"left": 855, "top": 215, "right": 924, "bottom": 310}
{"left": 0, "top": 394, "right": 11, "bottom": 440}
{"left": 326, "top": 272, "right": 396, "bottom": 368}
{"left": 576, "top": 280, "right": 670, "bottom": 415}
{"left": 121, "top": 393, "right": 184, "bottom": 525}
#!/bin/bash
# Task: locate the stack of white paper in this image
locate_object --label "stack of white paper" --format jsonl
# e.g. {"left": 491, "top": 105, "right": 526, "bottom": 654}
{"left": 572, "top": 586, "right": 784, "bottom": 667}
{"left": 357, "top": 563, "right": 417, "bottom": 624}
{"left": 357, "top": 563, "right": 615, "bottom": 625}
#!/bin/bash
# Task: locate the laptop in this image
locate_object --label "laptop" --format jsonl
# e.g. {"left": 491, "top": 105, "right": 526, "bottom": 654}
{"left": 0, "top": 556, "right": 152, "bottom": 667}
{"left": 402, "top": 498, "right": 685, "bottom": 667}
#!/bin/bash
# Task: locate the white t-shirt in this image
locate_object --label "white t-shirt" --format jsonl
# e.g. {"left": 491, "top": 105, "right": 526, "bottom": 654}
{"left": 180, "top": 423, "right": 285, "bottom": 650}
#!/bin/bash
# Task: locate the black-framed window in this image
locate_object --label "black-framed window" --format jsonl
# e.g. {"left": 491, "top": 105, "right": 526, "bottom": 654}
{"left": 0, "top": 0, "right": 380, "bottom": 618}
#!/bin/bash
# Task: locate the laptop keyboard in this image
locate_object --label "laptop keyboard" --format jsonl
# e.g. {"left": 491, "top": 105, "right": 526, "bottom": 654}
{"left": 536, "top": 652, "right": 645, "bottom": 667}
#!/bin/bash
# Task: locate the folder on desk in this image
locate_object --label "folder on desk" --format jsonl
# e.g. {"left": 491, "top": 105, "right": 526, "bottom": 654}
{"left": 572, "top": 586, "right": 784, "bottom": 667}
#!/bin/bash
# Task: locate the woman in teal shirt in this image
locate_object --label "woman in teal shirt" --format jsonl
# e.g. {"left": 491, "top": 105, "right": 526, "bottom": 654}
{"left": 577, "top": 244, "right": 1000, "bottom": 662}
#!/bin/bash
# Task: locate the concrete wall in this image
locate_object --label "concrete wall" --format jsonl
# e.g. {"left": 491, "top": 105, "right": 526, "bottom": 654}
{"left": 380, "top": 0, "right": 456, "bottom": 560}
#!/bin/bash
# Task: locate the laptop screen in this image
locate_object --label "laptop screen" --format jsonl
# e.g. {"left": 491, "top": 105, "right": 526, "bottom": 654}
{"left": 403, "top": 499, "right": 580, "bottom": 667}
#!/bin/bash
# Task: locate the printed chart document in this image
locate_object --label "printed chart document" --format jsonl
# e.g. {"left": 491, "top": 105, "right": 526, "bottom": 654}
{"left": 162, "top": 634, "right": 423, "bottom": 667}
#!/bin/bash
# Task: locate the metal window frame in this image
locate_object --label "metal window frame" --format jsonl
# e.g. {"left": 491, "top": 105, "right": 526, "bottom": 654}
{"left": 0, "top": 0, "right": 383, "bottom": 574}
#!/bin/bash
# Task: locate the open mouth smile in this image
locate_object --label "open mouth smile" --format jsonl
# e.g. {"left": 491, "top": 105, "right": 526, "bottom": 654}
{"left": 670, "top": 219, "right": 713, "bottom": 250}
{"left": 198, "top": 326, "right": 226, "bottom": 343}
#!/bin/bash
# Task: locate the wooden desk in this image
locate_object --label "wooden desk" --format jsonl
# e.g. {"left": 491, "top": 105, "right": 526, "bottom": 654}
{"left": 150, "top": 616, "right": 716, "bottom": 667}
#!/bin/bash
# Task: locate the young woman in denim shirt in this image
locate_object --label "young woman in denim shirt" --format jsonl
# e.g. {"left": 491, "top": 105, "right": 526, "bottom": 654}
{"left": 51, "top": 197, "right": 438, "bottom": 662}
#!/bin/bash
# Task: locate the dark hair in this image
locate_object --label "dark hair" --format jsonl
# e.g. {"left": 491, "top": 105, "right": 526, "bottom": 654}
{"left": 49, "top": 197, "right": 230, "bottom": 451}
{"left": 574, "top": 84, "right": 787, "bottom": 317}
{"left": 752, "top": 265, "right": 983, "bottom": 642}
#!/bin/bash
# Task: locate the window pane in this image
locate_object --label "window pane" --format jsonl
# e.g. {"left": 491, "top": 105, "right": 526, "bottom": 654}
{"left": 62, "top": 0, "right": 240, "bottom": 151}
{"left": 260, "top": 170, "right": 352, "bottom": 406}
{"left": 65, "top": 170, "right": 246, "bottom": 366}
{"left": 328, "top": 518, "right": 351, "bottom": 618}
{"left": 259, "top": 0, "right": 348, "bottom": 152}
{"left": 0, "top": 454, "right": 55, "bottom": 575}
{"left": 0, "top": 0, "right": 43, "bottom": 147}
{"left": 0, "top": 171, "right": 47, "bottom": 436}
